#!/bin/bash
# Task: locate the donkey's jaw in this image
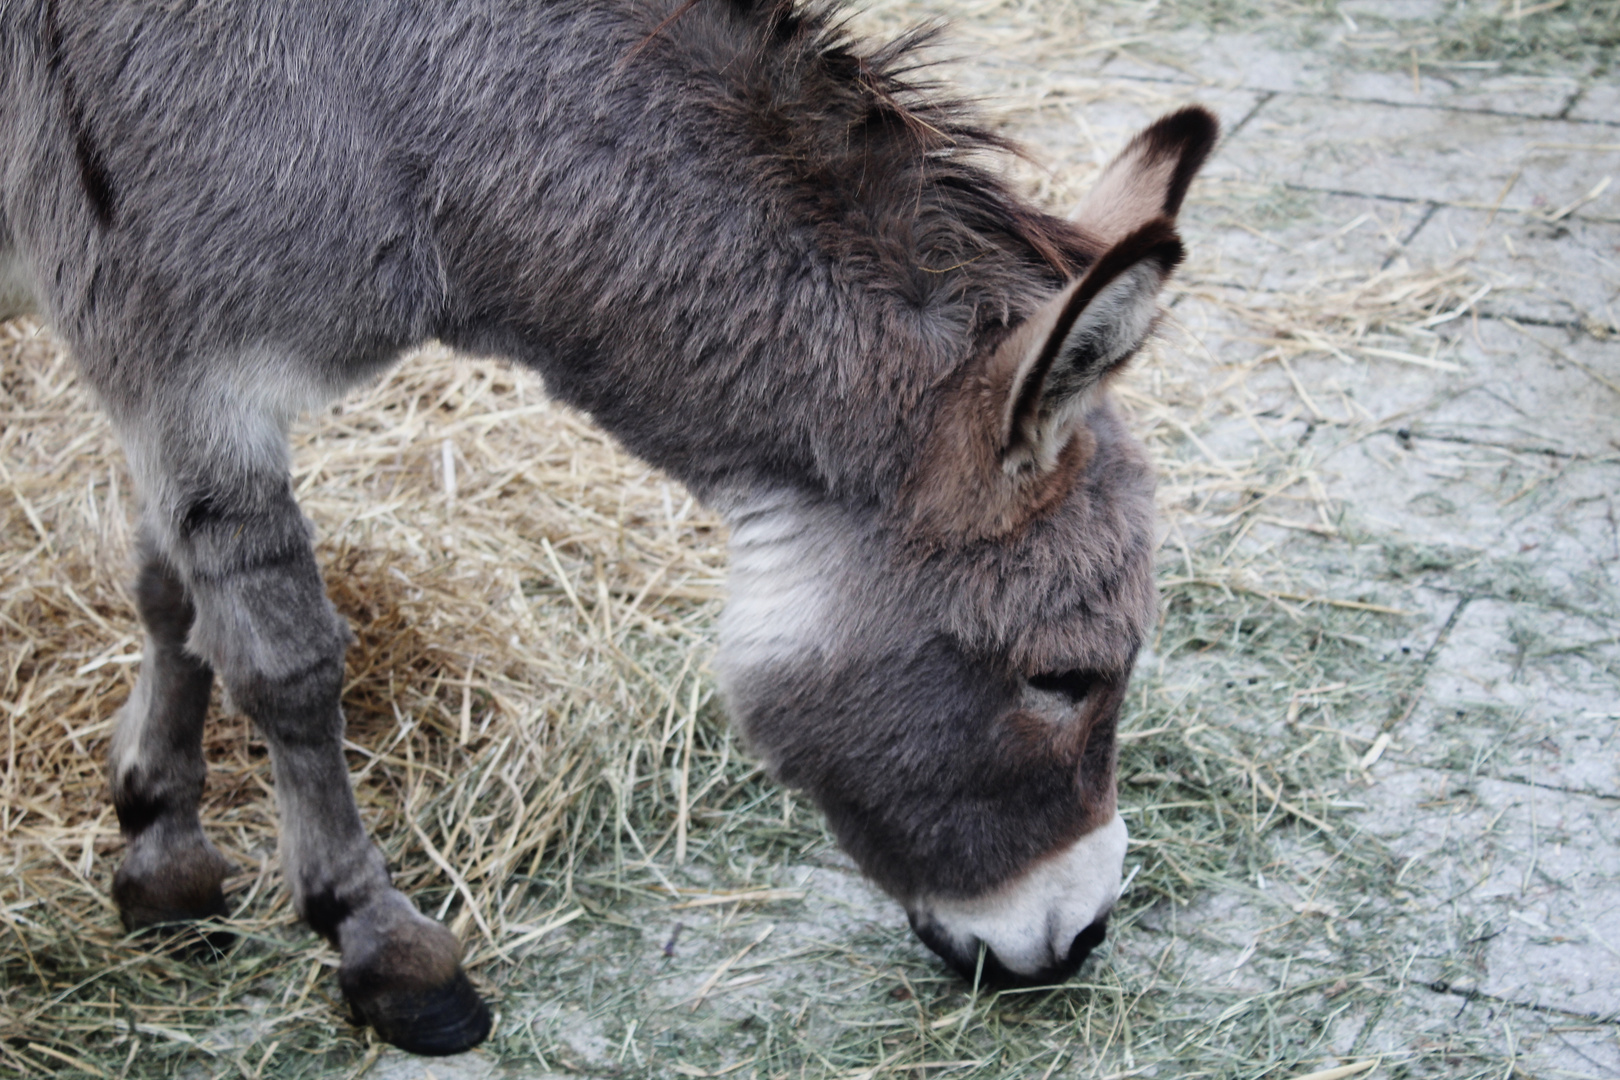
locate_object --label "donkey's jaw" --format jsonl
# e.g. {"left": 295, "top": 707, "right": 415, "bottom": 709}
{"left": 907, "top": 813, "right": 1127, "bottom": 984}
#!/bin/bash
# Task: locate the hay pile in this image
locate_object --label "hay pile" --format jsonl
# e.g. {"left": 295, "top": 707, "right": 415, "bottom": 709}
{"left": 0, "top": 323, "right": 738, "bottom": 1071}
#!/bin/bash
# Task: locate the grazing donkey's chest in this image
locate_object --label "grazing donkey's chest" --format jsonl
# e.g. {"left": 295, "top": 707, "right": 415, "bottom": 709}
{"left": 0, "top": 0, "right": 1216, "bottom": 1058}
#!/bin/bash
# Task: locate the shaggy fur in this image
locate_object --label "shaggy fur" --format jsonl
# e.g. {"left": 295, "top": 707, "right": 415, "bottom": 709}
{"left": 0, "top": 0, "right": 1216, "bottom": 1053}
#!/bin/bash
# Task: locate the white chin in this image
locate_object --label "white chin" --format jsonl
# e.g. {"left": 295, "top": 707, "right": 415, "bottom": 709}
{"left": 911, "top": 814, "right": 1128, "bottom": 976}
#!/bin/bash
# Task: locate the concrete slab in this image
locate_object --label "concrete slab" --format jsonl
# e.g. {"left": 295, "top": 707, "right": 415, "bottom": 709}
{"left": 1352, "top": 767, "right": 1620, "bottom": 1019}
{"left": 1568, "top": 79, "right": 1620, "bottom": 126}
{"left": 1221, "top": 97, "right": 1620, "bottom": 217}
{"left": 1300, "top": 333, "right": 1620, "bottom": 561}
{"left": 1102, "top": 28, "right": 1584, "bottom": 118}
{"left": 1407, "top": 600, "right": 1620, "bottom": 795}
{"left": 1182, "top": 189, "right": 1437, "bottom": 293}
{"left": 1406, "top": 207, "right": 1620, "bottom": 329}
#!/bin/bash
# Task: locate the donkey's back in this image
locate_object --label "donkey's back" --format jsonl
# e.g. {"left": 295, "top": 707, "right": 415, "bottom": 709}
{"left": 14, "top": 0, "right": 1126, "bottom": 504}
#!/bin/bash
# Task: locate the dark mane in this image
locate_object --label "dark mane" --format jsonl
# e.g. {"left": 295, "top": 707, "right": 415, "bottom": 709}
{"left": 652, "top": 0, "right": 1094, "bottom": 314}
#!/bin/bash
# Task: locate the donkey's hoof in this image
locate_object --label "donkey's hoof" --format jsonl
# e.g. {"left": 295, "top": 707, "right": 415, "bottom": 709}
{"left": 346, "top": 967, "right": 492, "bottom": 1056}
{"left": 113, "top": 834, "right": 232, "bottom": 946}
{"left": 336, "top": 895, "right": 491, "bottom": 1055}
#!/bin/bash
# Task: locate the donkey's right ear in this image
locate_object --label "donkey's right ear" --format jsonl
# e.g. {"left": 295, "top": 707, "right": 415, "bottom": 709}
{"left": 1073, "top": 106, "right": 1218, "bottom": 247}
{"left": 991, "top": 218, "right": 1184, "bottom": 472}
{"left": 905, "top": 218, "right": 1186, "bottom": 543}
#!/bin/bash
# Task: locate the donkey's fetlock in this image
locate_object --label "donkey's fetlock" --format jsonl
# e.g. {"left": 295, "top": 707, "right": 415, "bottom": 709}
{"left": 335, "top": 892, "right": 491, "bottom": 1056}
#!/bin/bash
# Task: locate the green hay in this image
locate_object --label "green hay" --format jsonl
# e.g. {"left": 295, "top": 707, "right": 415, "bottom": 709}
{"left": 1364, "top": 0, "right": 1620, "bottom": 69}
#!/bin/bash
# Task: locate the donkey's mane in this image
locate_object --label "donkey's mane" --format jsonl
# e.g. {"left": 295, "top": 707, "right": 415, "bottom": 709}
{"left": 657, "top": 0, "right": 1094, "bottom": 317}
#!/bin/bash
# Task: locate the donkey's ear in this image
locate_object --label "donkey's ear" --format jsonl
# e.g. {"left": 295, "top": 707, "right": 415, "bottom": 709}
{"left": 994, "top": 218, "right": 1184, "bottom": 470}
{"left": 1074, "top": 106, "right": 1219, "bottom": 246}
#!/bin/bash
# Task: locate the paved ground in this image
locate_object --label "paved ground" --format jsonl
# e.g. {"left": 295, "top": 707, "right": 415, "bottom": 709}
{"left": 1039, "top": 5, "right": 1620, "bottom": 1077}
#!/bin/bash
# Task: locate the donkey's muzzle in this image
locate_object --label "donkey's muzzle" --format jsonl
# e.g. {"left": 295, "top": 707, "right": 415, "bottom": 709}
{"left": 910, "top": 912, "right": 1109, "bottom": 989}
{"left": 902, "top": 813, "right": 1127, "bottom": 987}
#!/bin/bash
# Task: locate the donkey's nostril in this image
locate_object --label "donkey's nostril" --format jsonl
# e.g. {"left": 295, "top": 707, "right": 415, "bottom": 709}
{"left": 1064, "top": 914, "right": 1109, "bottom": 969}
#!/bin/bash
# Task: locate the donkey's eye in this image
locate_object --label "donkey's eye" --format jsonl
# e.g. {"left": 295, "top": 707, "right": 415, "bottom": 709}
{"left": 1026, "top": 670, "right": 1101, "bottom": 704}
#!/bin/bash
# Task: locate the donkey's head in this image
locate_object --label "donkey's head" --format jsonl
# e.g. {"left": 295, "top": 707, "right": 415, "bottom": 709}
{"left": 717, "top": 107, "right": 1217, "bottom": 986}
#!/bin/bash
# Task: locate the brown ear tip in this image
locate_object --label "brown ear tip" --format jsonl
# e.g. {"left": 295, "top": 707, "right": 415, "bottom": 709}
{"left": 1117, "top": 217, "right": 1185, "bottom": 270}
{"left": 1152, "top": 106, "right": 1220, "bottom": 143}
{"left": 1141, "top": 107, "right": 1220, "bottom": 158}
{"left": 1138, "top": 106, "right": 1220, "bottom": 218}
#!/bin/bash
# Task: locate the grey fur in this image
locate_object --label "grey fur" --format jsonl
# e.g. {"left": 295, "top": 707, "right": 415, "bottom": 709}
{"left": 0, "top": 212, "right": 34, "bottom": 320}
{"left": 0, "top": 0, "right": 1216, "bottom": 1051}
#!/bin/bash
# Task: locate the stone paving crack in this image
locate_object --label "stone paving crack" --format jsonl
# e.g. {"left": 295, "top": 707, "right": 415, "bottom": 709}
{"left": 1427, "top": 980, "right": 1620, "bottom": 1026}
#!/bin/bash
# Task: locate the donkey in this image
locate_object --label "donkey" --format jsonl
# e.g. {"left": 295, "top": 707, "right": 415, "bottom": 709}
{"left": 0, "top": 0, "right": 1216, "bottom": 1057}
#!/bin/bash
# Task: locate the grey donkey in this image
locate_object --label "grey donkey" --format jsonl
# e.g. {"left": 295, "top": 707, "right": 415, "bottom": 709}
{"left": 0, "top": 0, "right": 1217, "bottom": 1056}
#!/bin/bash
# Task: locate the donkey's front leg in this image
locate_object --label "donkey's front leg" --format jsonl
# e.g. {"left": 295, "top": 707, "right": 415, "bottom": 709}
{"left": 109, "top": 528, "right": 230, "bottom": 934}
{"left": 147, "top": 466, "right": 490, "bottom": 1055}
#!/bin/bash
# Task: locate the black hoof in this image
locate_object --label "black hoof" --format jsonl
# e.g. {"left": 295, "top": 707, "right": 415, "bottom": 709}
{"left": 113, "top": 835, "right": 233, "bottom": 956}
{"left": 118, "top": 888, "right": 235, "bottom": 960}
{"left": 910, "top": 914, "right": 1109, "bottom": 990}
{"left": 130, "top": 918, "right": 237, "bottom": 961}
{"left": 346, "top": 968, "right": 492, "bottom": 1056}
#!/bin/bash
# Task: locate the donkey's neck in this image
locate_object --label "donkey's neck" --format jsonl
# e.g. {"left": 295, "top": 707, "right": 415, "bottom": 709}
{"left": 423, "top": 0, "right": 1088, "bottom": 510}
{"left": 714, "top": 489, "right": 842, "bottom": 672}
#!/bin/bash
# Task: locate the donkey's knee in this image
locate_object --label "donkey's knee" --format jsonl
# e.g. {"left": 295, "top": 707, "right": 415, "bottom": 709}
{"left": 177, "top": 503, "right": 353, "bottom": 736}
